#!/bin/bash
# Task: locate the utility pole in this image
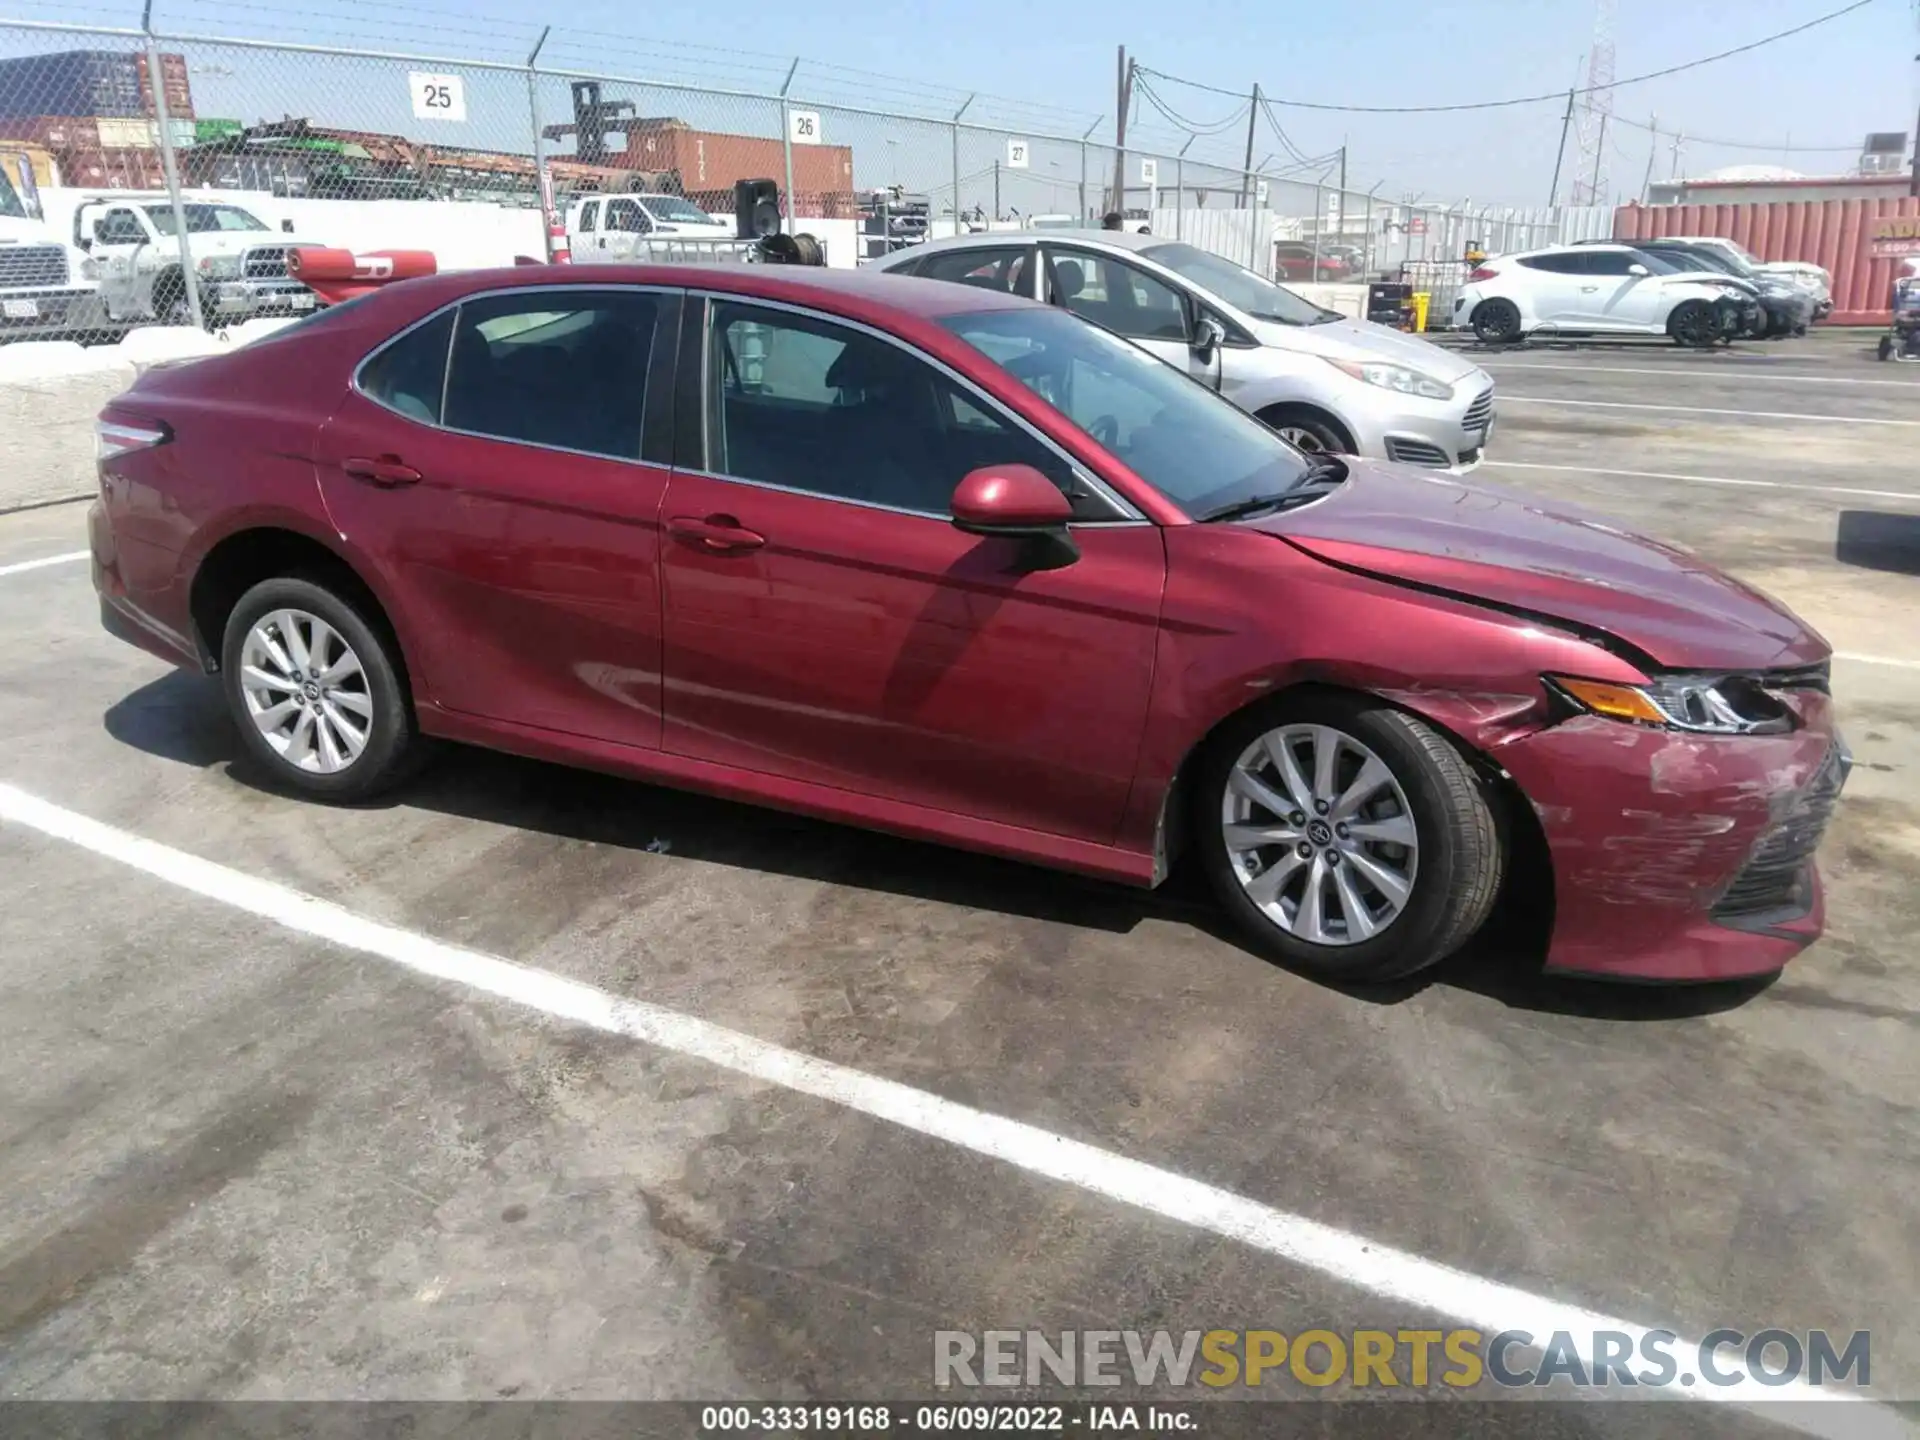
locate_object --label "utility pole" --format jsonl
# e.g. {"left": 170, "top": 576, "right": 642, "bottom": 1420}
{"left": 1547, "top": 88, "right": 1575, "bottom": 205}
{"left": 1588, "top": 110, "right": 1608, "bottom": 207}
{"left": 1336, "top": 142, "right": 1347, "bottom": 247}
{"left": 1670, "top": 129, "right": 1684, "bottom": 183}
{"left": 993, "top": 160, "right": 1001, "bottom": 220}
{"left": 1639, "top": 113, "right": 1657, "bottom": 203}
{"left": 1240, "top": 83, "right": 1260, "bottom": 209}
{"left": 1911, "top": 98, "right": 1920, "bottom": 197}
{"left": 1111, "top": 47, "right": 1132, "bottom": 217}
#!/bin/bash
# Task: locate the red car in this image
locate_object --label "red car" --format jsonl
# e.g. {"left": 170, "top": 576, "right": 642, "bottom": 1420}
{"left": 90, "top": 264, "right": 1846, "bottom": 984}
{"left": 1273, "top": 242, "right": 1349, "bottom": 282}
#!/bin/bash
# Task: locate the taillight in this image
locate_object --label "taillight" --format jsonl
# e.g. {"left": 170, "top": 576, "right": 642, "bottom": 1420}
{"left": 1467, "top": 266, "right": 1499, "bottom": 282}
{"left": 95, "top": 416, "right": 170, "bottom": 461}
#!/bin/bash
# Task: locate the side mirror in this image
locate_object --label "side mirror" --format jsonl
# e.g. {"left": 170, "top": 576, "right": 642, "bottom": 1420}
{"left": 281, "top": 218, "right": 295, "bottom": 233}
{"left": 1627, "top": 263, "right": 1649, "bottom": 277}
{"left": 92, "top": 218, "right": 109, "bottom": 243}
{"left": 950, "top": 464, "right": 1079, "bottom": 571}
{"left": 1193, "top": 315, "right": 1227, "bottom": 357}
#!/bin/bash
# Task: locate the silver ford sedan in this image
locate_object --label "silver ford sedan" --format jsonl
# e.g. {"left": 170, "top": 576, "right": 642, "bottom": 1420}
{"left": 872, "top": 229, "right": 1494, "bottom": 472}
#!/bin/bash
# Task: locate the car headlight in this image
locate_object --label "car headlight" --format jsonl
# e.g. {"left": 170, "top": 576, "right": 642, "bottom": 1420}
{"left": 196, "top": 255, "right": 242, "bottom": 279}
{"left": 1549, "top": 674, "right": 1795, "bottom": 735}
{"left": 1325, "top": 356, "right": 1453, "bottom": 400}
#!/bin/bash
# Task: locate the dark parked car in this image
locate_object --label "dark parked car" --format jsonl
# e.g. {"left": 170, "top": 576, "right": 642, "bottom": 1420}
{"left": 91, "top": 265, "right": 1845, "bottom": 983}
{"left": 1578, "top": 237, "right": 1812, "bottom": 337}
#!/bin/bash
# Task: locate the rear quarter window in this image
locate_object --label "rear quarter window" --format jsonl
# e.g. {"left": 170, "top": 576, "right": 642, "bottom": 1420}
{"left": 358, "top": 309, "right": 455, "bottom": 424}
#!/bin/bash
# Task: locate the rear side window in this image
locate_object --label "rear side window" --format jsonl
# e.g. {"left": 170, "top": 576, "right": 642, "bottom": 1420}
{"left": 917, "top": 247, "right": 1033, "bottom": 296}
{"left": 442, "top": 289, "right": 660, "bottom": 460}
{"left": 1517, "top": 253, "right": 1584, "bottom": 273}
{"left": 359, "top": 309, "right": 455, "bottom": 424}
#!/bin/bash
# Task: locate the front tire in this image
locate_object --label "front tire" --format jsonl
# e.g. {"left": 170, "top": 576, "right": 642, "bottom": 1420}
{"left": 220, "top": 577, "right": 418, "bottom": 801}
{"left": 1195, "top": 692, "right": 1503, "bottom": 982}
{"left": 1470, "top": 298, "right": 1523, "bottom": 345}
{"left": 1258, "top": 404, "right": 1352, "bottom": 457}
{"left": 1667, "top": 299, "right": 1717, "bottom": 348}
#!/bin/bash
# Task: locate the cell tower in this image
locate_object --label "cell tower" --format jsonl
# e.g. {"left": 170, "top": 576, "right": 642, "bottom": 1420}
{"left": 1570, "top": 0, "right": 1617, "bottom": 205}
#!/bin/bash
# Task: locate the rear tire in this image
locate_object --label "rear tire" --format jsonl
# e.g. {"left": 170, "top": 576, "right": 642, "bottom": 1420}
{"left": 1194, "top": 691, "right": 1504, "bottom": 983}
{"left": 220, "top": 576, "right": 418, "bottom": 802}
{"left": 1470, "top": 299, "right": 1523, "bottom": 344}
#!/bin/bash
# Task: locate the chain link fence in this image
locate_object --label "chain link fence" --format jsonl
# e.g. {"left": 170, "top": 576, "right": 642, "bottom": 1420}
{"left": 0, "top": 13, "right": 1613, "bottom": 349}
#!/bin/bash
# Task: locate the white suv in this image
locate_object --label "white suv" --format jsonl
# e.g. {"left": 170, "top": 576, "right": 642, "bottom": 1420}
{"left": 1455, "top": 244, "right": 1758, "bottom": 345}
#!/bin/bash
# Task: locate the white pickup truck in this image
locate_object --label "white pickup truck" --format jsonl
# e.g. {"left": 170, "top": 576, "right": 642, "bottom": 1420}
{"left": 71, "top": 194, "right": 324, "bottom": 327}
{"left": 0, "top": 163, "right": 101, "bottom": 341}
{"left": 568, "top": 193, "right": 737, "bottom": 262}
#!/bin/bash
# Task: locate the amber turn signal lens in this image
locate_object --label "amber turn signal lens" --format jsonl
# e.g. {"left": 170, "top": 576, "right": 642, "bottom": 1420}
{"left": 1551, "top": 676, "right": 1668, "bottom": 726}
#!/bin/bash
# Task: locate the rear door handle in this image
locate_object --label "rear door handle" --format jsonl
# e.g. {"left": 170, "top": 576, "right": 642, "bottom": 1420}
{"left": 342, "top": 455, "right": 423, "bottom": 487}
{"left": 668, "top": 514, "right": 766, "bottom": 553}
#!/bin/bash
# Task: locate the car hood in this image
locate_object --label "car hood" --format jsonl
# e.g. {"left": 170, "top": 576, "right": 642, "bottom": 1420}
{"left": 1248, "top": 461, "right": 1826, "bottom": 670}
{"left": 1252, "top": 315, "right": 1485, "bottom": 386}
{"left": 0, "top": 217, "right": 56, "bottom": 243}
{"left": 192, "top": 233, "right": 319, "bottom": 256}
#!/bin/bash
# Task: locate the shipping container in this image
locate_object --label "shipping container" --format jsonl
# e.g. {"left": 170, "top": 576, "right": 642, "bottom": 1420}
{"left": 58, "top": 144, "right": 169, "bottom": 191}
{"left": 0, "top": 49, "right": 193, "bottom": 121}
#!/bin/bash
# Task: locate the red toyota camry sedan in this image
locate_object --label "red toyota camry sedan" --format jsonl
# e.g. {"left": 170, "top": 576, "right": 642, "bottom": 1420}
{"left": 90, "top": 264, "right": 1847, "bottom": 984}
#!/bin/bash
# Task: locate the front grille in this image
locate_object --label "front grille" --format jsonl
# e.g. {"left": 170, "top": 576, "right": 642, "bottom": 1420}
{"left": 243, "top": 246, "right": 290, "bottom": 279}
{"left": 1712, "top": 745, "right": 1846, "bottom": 921}
{"left": 1463, "top": 385, "right": 1494, "bottom": 430}
{"left": 1385, "top": 436, "right": 1452, "bottom": 467}
{"left": 0, "top": 244, "right": 70, "bottom": 289}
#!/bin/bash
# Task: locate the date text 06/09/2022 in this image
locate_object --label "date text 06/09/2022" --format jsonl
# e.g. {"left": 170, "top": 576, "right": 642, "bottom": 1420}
{"left": 698, "top": 1404, "right": 1190, "bottom": 1433}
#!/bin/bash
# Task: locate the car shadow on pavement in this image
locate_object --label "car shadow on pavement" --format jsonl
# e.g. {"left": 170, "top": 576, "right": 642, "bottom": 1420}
{"left": 104, "top": 670, "right": 1771, "bottom": 1023}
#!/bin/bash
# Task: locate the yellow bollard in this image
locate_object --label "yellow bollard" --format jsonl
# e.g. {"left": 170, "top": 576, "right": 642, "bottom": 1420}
{"left": 1410, "top": 292, "right": 1430, "bottom": 333}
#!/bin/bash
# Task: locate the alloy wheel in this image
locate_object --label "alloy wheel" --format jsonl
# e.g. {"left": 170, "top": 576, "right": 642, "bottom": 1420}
{"left": 1220, "top": 723, "right": 1420, "bottom": 946}
{"left": 239, "top": 608, "right": 373, "bottom": 774}
{"left": 1276, "top": 426, "right": 1327, "bottom": 454}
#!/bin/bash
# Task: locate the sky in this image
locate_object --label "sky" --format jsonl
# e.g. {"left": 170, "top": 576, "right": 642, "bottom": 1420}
{"left": 1, "top": 0, "right": 1913, "bottom": 209}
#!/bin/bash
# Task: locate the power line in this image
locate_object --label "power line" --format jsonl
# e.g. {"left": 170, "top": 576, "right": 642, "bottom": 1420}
{"left": 1137, "top": 0, "right": 1879, "bottom": 114}
{"left": 1606, "top": 111, "right": 1862, "bottom": 152}
{"left": 1130, "top": 73, "right": 1248, "bottom": 135}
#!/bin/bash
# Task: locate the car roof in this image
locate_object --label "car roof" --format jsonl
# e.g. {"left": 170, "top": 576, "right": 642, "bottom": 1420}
{"left": 888, "top": 228, "right": 1167, "bottom": 259}
{"left": 357, "top": 261, "right": 1041, "bottom": 322}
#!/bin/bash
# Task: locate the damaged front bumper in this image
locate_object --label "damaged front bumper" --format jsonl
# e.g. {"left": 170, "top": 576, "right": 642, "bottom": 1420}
{"left": 1498, "top": 690, "right": 1846, "bottom": 981}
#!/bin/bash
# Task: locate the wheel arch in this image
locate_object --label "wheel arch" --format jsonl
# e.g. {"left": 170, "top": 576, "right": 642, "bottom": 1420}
{"left": 188, "top": 526, "right": 415, "bottom": 701}
{"left": 1153, "top": 678, "right": 1554, "bottom": 942}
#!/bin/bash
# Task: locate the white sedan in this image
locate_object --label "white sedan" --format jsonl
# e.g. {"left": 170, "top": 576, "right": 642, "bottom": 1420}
{"left": 1453, "top": 243, "right": 1758, "bottom": 345}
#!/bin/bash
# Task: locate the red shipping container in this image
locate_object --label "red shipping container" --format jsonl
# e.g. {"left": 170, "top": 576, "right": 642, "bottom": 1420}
{"left": 1616, "top": 196, "right": 1920, "bottom": 325}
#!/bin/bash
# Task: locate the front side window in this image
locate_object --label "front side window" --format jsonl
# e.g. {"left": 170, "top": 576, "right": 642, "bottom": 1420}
{"left": 0, "top": 164, "right": 27, "bottom": 220}
{"left": 706, "top": 300, "right": 1092, "bottom": 517}
{"left": 577, "top": 200, "right": 599, "bottom": 232}
{"left": 145, "top": 203, "right": 268, "bottom": 235}
{"left": 941, "top": 306, "right": 1311, "bottom": 520}
{"left": 1045, "top": 248, "right": 1189, "bottom": 341}
{"left": 1140, "top": 241, "right": 1337, "bottom": 326}
{"left": 442, "top": 290, "right": 660, "bottom": 459}
{"left": 917, "top": 247, "right": 1034, "bottom": 297}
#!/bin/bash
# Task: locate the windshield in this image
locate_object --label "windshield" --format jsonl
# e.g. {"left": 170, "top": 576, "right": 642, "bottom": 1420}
{"left": 942, "top": 307, "right": 1312, "bottom": 519}
{"left": 1140, "top": 241, "right": 1338, "bottom": 326}
{"left": 639, "top": 195, "right": 715, "bottom": 225}
{"left": 0, "top": 165, "right": 27, "bottom": 220}
{"left": 144, "top": 203, "right": 268, "bottom": 235}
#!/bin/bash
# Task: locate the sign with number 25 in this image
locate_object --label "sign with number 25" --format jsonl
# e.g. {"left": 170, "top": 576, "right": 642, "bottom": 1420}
{"left": 409, "top": 72, "right": 467, "bottom": 122}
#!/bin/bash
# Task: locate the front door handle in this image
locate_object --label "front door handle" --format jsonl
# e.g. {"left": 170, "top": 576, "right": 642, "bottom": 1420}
{"left": 1579, "top": 285, "right": 1599, "bottom": 293}
{"left": 342, "top": 455, "right": 423, "bottom": 487}
{"left": 668, "top": 514, "right": 766, "bottom": 553}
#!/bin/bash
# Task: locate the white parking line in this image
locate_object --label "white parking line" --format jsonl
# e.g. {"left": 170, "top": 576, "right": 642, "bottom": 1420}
{"left": 1500, "top": 396, "right": 1920, "bottom": 426}
{"left": 1483, "top": 363, "right": 1920, "bottom": 388}
{"left": 1836, "top": 652, "right": 1920, "bottom": 671}
{"left": 0, "top": 782, "right": 1901, "bottom": 1434}
{"left": 1481, "top": 459, "right": 1920, "bottom": 504}
{"left": 0, "top": 550, "right": 88, "bottom": 580}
